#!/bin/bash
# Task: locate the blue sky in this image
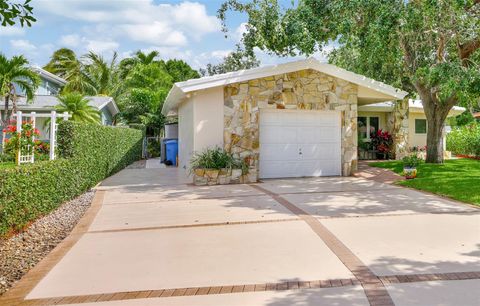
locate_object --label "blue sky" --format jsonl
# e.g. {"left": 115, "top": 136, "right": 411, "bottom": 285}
{"left": 0, "top": 0, "right": 328, "bottom": 69}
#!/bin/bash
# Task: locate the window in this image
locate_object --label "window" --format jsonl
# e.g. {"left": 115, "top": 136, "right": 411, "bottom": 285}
{"left": 369, "top": 117, "right": 379, "bottom": 135}
{"left": 358, "top": 117, "right": 367, "bottom": 139}
{"left": 415, "top": 119, "right": 427, "bottom": 134}
{"left": 358, "top": 116, "right": 380, "bottom": 139}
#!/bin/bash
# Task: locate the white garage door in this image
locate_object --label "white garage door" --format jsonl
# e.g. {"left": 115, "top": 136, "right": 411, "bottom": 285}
{"left": 259, "top": 109, "right": 341, "bottom": 178}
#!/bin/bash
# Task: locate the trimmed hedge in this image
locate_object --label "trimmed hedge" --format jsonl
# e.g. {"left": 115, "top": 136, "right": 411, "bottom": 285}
{"left": 447, "top": 123, "right": 480, "bottom": 157}
{"left": 0, "top": 122, "right": 142, "bottom": 236}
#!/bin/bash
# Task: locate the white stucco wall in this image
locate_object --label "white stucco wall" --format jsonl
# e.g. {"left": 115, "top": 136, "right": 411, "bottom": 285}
{"left": 178, "top": 98, "right": 194, "bottom": 171}
{"left": 409, "top": 112, "right": 428, "bottom": 148}
{"left": 192, "top": 87, "right": 224, "bottom": 152}
{"left": 177, "top": 87, "right": 224, "bottom": 172}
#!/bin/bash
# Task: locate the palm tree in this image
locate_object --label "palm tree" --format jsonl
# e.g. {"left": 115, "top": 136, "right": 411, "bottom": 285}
{"left": 0, "top": 53, "right": 40, "bottom": 124}
{"left": 134, "top": 50, "right": 159, "bottom": 65}
{"left": 117, "top": 50, "right": 160, "bottom": 81}
{"left": 43, "top": 48, "right": 96, "bottom": 95}
{"left": 55, "top": 93, "right": 100, "bottom": 124}
{"left": 83, "top": 51, "right": 119, "bottom": 97}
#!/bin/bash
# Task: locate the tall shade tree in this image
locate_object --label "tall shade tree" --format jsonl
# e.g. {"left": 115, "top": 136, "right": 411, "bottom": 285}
{"left": 219, "top": 0, "right": 480, "bottom": 163}
{"left": 0, "top": 53, "right": 39, "bottom": 124}
{"left": 0, "top": 0, "right": 35, "bottom": 26}
{"left": 165, "top": 59, "right": 200, "bottom": 82}
{"left": 200, "top": 44, "right": 260, "bottom": 76}
{"left": 55, "top": 93, "right": 100, "bottom": 124}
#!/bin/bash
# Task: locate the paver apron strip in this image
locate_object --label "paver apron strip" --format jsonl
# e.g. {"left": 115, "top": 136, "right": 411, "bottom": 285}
{"left": 8, "top": 272, "right": 480, "bottom": 305}
{"left": 249, "top": 184, "right": 395, "bottom": 306}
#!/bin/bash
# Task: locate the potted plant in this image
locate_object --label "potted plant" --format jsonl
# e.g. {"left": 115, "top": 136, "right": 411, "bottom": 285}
{"left": 190, "top": 147, "right": 248, "bottom": 185}
{"left": 402, "top": 154, "right": 421, "bottom": 179}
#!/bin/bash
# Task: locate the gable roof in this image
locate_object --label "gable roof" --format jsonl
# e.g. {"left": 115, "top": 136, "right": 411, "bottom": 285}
{"left": 0, "top": 95, "right": 119, "bottom": 116}
{"left": 31, "top": 67, "right": 67, "bottom": 86}
{"left": 162, "top": 58, "right": 409, "bottom": 115}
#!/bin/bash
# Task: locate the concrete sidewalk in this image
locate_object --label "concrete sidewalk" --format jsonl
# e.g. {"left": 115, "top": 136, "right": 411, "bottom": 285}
{"left": 2, "top": 167, "right": 479, "bottom": 306}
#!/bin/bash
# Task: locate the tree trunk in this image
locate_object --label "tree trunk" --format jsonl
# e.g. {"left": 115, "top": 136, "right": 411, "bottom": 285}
{"left": 2, "top": 95, "right": 10, "bottom": 125}
{"left": 417, "top": 90, "right": 453, "bottom": 164}
{"left": 425, "top": 111, "right": 446, "bottom": 163}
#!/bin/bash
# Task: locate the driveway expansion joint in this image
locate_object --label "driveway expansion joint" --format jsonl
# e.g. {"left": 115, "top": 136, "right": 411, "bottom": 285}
{"left": 249, "top": 184, "right": 396, "bottom": 306}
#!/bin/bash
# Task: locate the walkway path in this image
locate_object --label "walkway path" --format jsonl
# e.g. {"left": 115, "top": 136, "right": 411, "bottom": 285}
{"left": 1, "top": 166, "right": 479, "bottom": 306}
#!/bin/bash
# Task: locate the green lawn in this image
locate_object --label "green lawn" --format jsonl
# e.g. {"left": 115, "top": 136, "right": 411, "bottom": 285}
{"left": 370, "top": 158, "right": 480, "bottom": 206}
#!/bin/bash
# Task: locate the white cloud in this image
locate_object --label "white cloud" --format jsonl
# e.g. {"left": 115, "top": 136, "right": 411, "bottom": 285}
{"left": 234, "top": 23, "right": 248, "bottom": 41}
{"left": 121, "top": 22, "right": 187, "bottom": 46}
{"left": 10, "top": 39, "right": 37, "bottom": 52}
{"left": 36, "top": 0, "right": 220, "bottom": 47}
{"left": 0, "top": 27, "right": 25, "bottom": 36}
{"left": 60, "top": 34, "right": 81, "bottom": 47}
{"left": 85, "top": 40, "right": 119, "bottom": 54}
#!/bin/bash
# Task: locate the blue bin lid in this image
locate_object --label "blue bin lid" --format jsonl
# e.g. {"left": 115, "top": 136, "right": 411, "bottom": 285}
{"left": 164, "top": 139, "right": 178, "bottom": 145}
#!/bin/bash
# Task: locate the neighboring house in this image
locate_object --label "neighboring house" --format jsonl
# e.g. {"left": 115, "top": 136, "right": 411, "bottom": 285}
{"left": 161, "top": 58, "right": 461, "bottom": 180}
{"left": 1, "top": 67, "right": 119, "bottom": 141}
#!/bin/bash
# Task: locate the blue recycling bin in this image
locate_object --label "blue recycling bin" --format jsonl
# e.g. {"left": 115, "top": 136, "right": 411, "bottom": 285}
{"left": 164, "top": 139, "right": 178, "bottom": 166}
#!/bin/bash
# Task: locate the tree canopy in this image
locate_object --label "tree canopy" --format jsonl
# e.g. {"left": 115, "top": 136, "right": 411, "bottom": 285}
{"left": 44, "top": 48, "right": 200, "bottom": 135}
{"left": 0, "top": 0, "right": 35, "bottom": 27}
{"left": 219, "top": 0, "right": 480, "bottom": 163}
{"left": 200, "top": 44, "right": 260, "bottom": 76}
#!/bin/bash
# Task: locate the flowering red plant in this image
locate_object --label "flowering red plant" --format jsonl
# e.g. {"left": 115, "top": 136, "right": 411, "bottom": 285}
{"left": 370, "top": 129, "right": 393, "bottom": 158}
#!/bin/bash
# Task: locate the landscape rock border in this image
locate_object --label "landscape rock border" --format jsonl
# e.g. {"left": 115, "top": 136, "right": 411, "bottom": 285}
{"left": 0, "top": 190, "right": 94, "bottom": 296}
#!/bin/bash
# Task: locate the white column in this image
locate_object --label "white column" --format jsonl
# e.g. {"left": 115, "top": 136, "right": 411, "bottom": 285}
{"left": 16, "top": 111, "right": 22, "bottom": 133}
{"left": 31, "top": 112, "right": 36, "bottom": 163}
{"left": 16, "top": 111, "right": 22, "bottom": 165}
{"left": 49, "top": 111, "right": 56, "bottom": 160}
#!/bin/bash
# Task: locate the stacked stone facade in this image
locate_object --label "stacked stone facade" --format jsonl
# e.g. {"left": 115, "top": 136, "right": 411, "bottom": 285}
{"left": 223, "top": 69, "right": 358, "bottom": 182}
{"left": 387, "top": 99, "right": 409, "bottom": 159}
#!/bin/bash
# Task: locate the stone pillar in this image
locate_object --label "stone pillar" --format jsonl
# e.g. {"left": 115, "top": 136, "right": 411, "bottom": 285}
{"left": 392, "top": 99, "right": 409, "bottom": 159}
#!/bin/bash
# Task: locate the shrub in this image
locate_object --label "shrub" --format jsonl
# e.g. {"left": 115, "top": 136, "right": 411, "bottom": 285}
{"left": 370, "top": 129, "right": 393, "bottom": 158}
{"left": 447, "top": 123, "right": 480, "bottom": 157}
{"left": 190, "top": 147, "right": 248, "bottom": 174}
{"left": 0, "top": 121, "right": 142, "bottom": 236}
{"left": 402, "top": 154, "right": 422, "bottom": 168}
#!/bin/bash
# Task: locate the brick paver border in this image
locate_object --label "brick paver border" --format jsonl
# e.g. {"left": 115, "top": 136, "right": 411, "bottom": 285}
{"left": 249, "top": 184, "right": 396, "bottom": 306}
{"left": 14, "top": 272, "right": 480, "bottom": 305}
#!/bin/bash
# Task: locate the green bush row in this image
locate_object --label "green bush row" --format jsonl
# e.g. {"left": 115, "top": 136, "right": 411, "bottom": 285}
{"left": 0, "top": 121, "right": 142, "bottom": 236}
{"left": 446, "top": 123, "right": 480, "bottom": 157}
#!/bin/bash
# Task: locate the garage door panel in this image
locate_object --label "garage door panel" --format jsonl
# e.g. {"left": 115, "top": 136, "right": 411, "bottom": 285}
{"left": 259, "top": 110, "right": 342, "bottom": 178}
{"left": 301, "top": 143, "right": 341, "bottom": 160}
{"left": 260, "top": 126, "right": 297, "bottom": 144}
{"left": 261, "top": 144, "right": 299, "bottom": 161}
{"left": 303, "top": 161, "right": 341, "bottom": 177}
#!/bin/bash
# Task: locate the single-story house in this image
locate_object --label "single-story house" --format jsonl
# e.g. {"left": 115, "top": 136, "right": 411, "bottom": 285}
{"left": 162, "top": 58, "right": 462, "bottom": 181}
{"left": 1, "top": 67, "right": 119, "bottom": 141}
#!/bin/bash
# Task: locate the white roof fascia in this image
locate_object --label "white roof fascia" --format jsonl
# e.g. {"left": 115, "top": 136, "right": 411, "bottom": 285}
{"left": 31, "top": 66, "right": 67, "bottom": 85}
{"left": 97, "top": 97, "right": 120, "bottom": 116}
{"left": 162, "top": 58, "right": 409, "bottom": 115}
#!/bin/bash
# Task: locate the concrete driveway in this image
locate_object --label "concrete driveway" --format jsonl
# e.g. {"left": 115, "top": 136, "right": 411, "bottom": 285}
{"left": 3, "top": 166, "right": 479, "bottom": 306}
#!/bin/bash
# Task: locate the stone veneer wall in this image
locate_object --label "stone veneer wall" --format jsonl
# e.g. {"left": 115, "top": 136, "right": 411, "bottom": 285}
{"left": 387, "top": 99, "right": 409, "bottom": 159}
{"left": 223, "top": 69, "right": 358, "bottom": 182}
